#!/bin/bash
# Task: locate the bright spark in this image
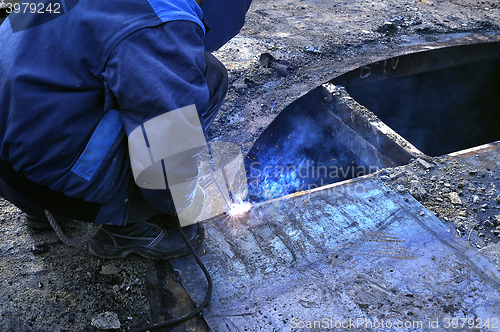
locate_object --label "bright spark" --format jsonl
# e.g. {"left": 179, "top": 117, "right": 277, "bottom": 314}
{"left": 227, "top": 201, "right": 252, "bottom": 217}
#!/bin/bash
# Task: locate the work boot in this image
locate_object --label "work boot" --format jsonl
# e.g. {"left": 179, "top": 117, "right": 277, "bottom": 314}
{"left": 88, "top": 213, "right": 205, "bottom": 259}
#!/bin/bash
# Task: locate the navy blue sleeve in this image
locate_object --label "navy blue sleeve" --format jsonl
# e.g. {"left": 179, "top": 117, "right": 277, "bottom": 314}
{"left": 202, "top": 0, "right": 253, "bottom": 52}
{"left": 102, "top": 21, "right": 210, "bottom": 214}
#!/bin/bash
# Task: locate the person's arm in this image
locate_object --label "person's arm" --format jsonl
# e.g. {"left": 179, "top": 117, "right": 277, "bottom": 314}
{"left": 103, "top": 20, "right": 209, "bottom": 217}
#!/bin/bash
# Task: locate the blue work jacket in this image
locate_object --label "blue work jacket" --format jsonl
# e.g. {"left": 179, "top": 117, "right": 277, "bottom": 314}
{"left": 0, "top": 0, "right": 251, "bottom": 225}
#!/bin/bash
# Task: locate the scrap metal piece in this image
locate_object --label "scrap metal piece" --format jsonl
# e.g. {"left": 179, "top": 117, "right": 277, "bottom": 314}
{"left": 171, "top": 176, "right": 500, "bottom": 332}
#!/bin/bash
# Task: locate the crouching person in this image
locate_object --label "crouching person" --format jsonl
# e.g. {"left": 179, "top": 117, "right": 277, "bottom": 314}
{"left": 0, "top": 0, "right": 251, "bottom": 259}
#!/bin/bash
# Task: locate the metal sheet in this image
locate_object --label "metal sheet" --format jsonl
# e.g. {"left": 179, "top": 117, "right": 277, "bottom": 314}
{"left": 171, "top": 177, "right": 500, "bottom": 331}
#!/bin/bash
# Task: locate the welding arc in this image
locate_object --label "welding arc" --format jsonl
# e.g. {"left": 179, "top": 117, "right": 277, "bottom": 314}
{"left": 130, "top": 220, "right": 213, "bottom": 332}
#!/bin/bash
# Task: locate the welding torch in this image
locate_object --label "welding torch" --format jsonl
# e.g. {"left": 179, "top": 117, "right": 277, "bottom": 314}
{"left": 206, "top": 139, "right": 236, "bottom": 209}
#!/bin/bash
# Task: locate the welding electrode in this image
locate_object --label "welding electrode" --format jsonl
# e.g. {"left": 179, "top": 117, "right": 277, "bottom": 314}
{"left": 221, "top": 165, "right": 235, "bottom": 205}
{"left": 206, "top": 139, "right": 235, "bottom": 207}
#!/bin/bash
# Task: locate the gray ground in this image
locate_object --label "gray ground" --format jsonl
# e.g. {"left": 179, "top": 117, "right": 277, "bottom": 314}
{"left": 1, "top": 0, "right": 500, "bottom": 331}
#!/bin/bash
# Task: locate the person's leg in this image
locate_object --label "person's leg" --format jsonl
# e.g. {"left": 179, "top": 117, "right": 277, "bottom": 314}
{"left": 0, "top": 159, "right": 101, "bottom": 223}
{"left": 0, "top": 177, "right": 53, "bottom": 229}
{"left": 202, "top": 52, "right": 229, "bottom": 131}
{"left": 0, "top": 177, "right": 47, "bottom": 219}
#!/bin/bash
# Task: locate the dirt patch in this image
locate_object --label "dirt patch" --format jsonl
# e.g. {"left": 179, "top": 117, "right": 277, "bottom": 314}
{"left": 378, "top": 146, "right": 500, "bottom": 250}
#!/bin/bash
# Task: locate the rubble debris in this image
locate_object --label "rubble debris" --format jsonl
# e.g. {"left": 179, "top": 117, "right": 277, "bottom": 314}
{"left": 410, "top": 180, "right": 428, "bottom": 201}
{"left": 416, "top": 158, "right": 435, "bottom": 169}
{"left": 448, "top": 192, "right": 462, "bottom": 205}
{"left": 100, "top": 264, "right": 120, "bottom": 275}
{"left": 30, "top": 243, "right": 50, "bottom": 255}
{"left": 91, "top": 312, "right": 121, "bottom": 330}
{"left": 381, "top": 144, "right": 500, "bottom": 249}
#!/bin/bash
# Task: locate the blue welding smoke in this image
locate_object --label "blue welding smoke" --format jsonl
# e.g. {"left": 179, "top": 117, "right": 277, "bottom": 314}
{"left": 245, "top": 110, "right": 366, "bottom": 202}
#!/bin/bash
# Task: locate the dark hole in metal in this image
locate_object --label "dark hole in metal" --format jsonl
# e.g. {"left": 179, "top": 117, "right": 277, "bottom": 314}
{"left": 246, "top": 42, "right": 500, "bottom": 202}
{"left": 333, "top": 42, "right": 500, "bottom": 157}
{"left": 245, "top": 88, "right": 373, "bottom": 203}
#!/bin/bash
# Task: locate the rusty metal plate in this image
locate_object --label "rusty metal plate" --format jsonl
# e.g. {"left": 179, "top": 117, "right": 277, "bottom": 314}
{"left": 171, "top": 177, "right": 500, "bottom": 331}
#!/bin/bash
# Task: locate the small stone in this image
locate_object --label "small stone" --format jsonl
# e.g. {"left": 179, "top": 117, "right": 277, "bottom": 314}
{"left": 304, "top": 46, "right": 322, "bottom": 54}
{"left": 485, "top": 220, "right": 495, "bottom": 227}
{"left": 380, "top": 175, "right": 391, "bottom": 181}
{"left": 101, "top": 265, "right": 119, "bottom": 275}
{"left": 469, "top": 170, "right": 477, "bottom": 175}
{"left": 259, "top": 52, "right": 275, "bottom": 67}
{"left": 379, "top": 169, "right": 389, "bottom": 176}
{"left": 232, "top": 77, "right": 248, "bottom": 91}
{"left": 91, "top": 312, "right": 121, "bottom": 330}
{"left": 494, "top": 215, "right": 500, "bottom": 225}
{"left": 473, "top": 195, "right": 480, "bottom": 203}
{"left": 448, "top": 192, "right": 462, "bottom": 205}
{"left": 390, "top": 172, "right": 405, "bottom": 180}
{"left": 481, "top": 204, "right": 489, "bottom": 209}
{"left": 458, "top": 211, "right": 466, "bottom": 217}
{"left": 435, "top": 197, "right": 443, "bottom": 202}
{"left": 396, "top": 185, "right": 406, "bottom": 193}
{"left": 416, "top": 158, "right": 434, "bottom": 169}
{"left": 457, "top": 182, "right": 465, "bottom": 189}
{"left": 30, "top": 244, "right": 50, "bottom": 255}
{"left": 495, "top": 196, "right": 500, "bottom": 204}
{"left": 430, "top": 176, "right": 437, "bottom": 182}
{"left": 410, "top": 180, "right": 427, "bottom": 200}
{"left": 420, "top": 211, "right": 425, "bottom": 216}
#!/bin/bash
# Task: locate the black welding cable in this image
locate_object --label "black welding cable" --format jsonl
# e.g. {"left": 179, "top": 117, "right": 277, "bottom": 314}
{"left": 130, "top": 220, "right": 213, "bottom": 332}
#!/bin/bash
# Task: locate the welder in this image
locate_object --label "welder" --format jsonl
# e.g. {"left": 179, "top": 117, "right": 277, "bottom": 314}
{"left": 0, "top": 0, "right": 252, "bottom": 259}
